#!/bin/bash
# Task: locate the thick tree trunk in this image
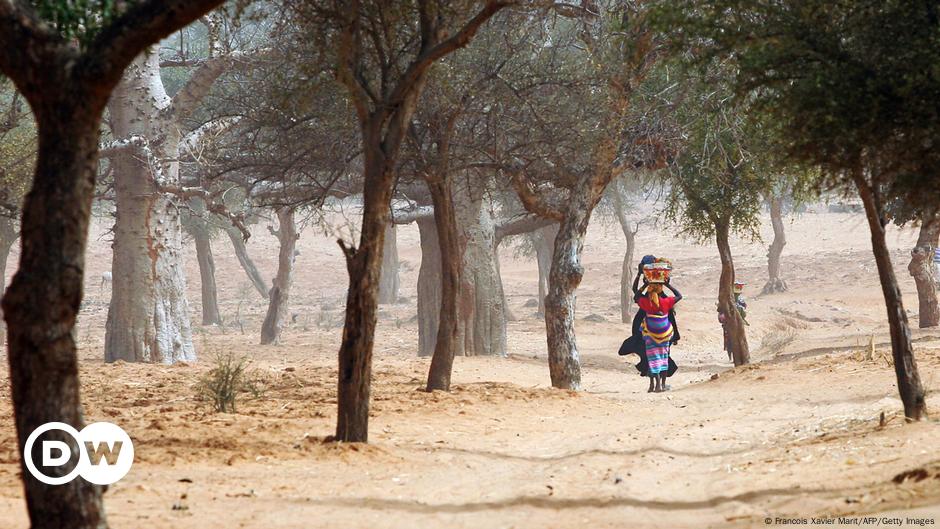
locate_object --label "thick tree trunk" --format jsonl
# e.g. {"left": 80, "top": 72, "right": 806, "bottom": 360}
{"left": 416, "top": 217, "right": 442, "bottom": 358}
{"left": 453, "top": 180, "right": 507, "bottom": 357}
{"left": 192, "top": 200, "right": 221, "bottom": 326}
{"left": 378, "top": 223, "right": 400, "bottom": 304}
{"left": 612, "top": 189, "right": 637, "bottom": 323}
{"left": 544, "top": 210, "right": 591, "bottom": 390}
{"left": 762, "top": 195, "right": 788, "bottom": 294}
{"left": 0, "top": 216, "right": 18, "bottom": 337}
{"left": 3, "top": 111, "right": 106, "bottom": 529}
{"left": 105, "top": 50, "right": 194, "bottom": 363}
{"left": 532, "top": 224, "right": 558, "bottom": 318}
{"left": 855, "top": 177, "right": 927, "bottom": 420}
{"left": 716, "top": 219, "right": 750, "bottom": 366}
{"left": 425, "top": 176, "right": 460, "bottom": 391}
{"left": 909, "top": 210, "right": 940, "bottom": 329}
{"left": 223, "top": 223, "right": 269, "bottom": 300}
{"left": 260, "top": 207, "right": 298, "bottom": 345}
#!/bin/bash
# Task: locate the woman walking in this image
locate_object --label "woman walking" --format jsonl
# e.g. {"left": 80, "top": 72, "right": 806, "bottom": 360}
{"left": 635, "top": 272, "right": 682, "bottom": 392}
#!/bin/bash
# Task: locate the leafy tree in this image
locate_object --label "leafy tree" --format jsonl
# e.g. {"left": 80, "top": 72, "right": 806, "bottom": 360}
{"left": 654, "top": 0, "right": 934, "bottom": 419}
{"left": 663, "top": 63, "right": 774, "bottom": 366}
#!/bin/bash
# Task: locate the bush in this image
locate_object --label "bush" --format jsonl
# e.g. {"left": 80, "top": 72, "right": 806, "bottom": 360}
{"left": 197, "top": 351, "right": 248, "bottom": 413}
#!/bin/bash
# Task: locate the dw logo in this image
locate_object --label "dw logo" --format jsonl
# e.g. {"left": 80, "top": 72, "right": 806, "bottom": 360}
{"left": 24, "top": 422, "right": 134, "bottom": 486}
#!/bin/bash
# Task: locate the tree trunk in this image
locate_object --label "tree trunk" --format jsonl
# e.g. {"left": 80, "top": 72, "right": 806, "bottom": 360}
{"left": 105, "top": 50, "right": 195, "bottom": 363}
{"left": 532, "top": 224, "right": 558, "bottom": 318}
{"left": 762, "top": 195, "right": 788, "bottom": 294}
{"left": 223, "top": 222, "right": 269, "bottom": 300}
{"left": 3, "top": 109, "right": 106, "bottom": 529}
{"left": 425, "top": 175, "right": 461, "bottom": 391}
{"left": 416, "top": 217, "right": 442, "bottom": 358}
{"left": 0, "top": 216, "right": 18, "bottom": 338}
{"left": 612, "top": 188, "right": 637, "bottom": 323}
{"left": 378, "top": 223, "right": 400, "bottom": 304}
{"left": 336, "top": 142, "right": 398, "bottom": 442}
{"left": 855, "top": 177, "right": 927, "bottom": 420}
{"left": 191, "top": 200, "right": 221, "bottom": 326}
{"left": 194, "top": 231, "right": 221, "bottom": 326}
{"left": 260, "top": 207, "right": 298, "bottom": 345}
{"left": 908, "top": 209, "right": 940, "bottom": 329}
{"left": 544, "top": 209, "right": 592, "bottom": 390}
{"left": 453, "top": 179, "right": 507, "bottom": 357}
{"left": 716, "top": 219, "right": 750, "bottom": 366}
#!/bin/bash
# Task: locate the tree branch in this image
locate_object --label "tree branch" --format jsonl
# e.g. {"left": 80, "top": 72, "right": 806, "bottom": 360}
{"left": 386, "top": 1, "right": 513, "bottom": 110}
{"left": 168, "top": 51, "right": 256, "bottom": 120}
{"left": 0, "top": 1, "right": 68, "bottom": 89}
{"left": 78, "top": 0, "right": 227, "bottom": 90}
{"left": 509, "top": 170, "right": 565, "bottom": 221}
{"left": 391, "top": 205, "right": 435, "bottom": 224}
{"left": 495, "top": 214, "right": 555, "bottom": 243}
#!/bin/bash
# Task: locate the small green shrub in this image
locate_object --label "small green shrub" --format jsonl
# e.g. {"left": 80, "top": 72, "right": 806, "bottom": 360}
{"left": 197, "top": 351, "right": 248, "bottom": 413}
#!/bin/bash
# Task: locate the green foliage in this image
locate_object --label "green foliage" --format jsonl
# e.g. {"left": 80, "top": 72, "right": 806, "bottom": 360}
{"left": 653, "top": 0, "right": 940, "bottom": 208}
{"left": 663, "top": 63, "right": 773, "bottom": 243}
{"left": 0, "top": 83, "right": 35, "bottom": 214}
{"left": 31, "top": 0, "right": 126, "bottom": 47}
{"left": 196, "top": 350, "right": 248, "bottom": 413}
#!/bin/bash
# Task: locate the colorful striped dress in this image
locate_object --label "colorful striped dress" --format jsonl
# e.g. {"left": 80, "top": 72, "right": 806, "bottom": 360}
{"left": 636, "top": 295, "right": 677, "bottom": 376}
{"left": 642, "top": 312, "right": 674, "bottom": 375}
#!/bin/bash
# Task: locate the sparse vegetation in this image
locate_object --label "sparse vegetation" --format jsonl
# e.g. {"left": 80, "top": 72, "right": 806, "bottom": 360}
{"left": 197, "top": 351, "right": 249, "bottom": 413}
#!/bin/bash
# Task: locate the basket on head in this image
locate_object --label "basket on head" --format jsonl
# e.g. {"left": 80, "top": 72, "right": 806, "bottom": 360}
{"left": 733, "top": 281, "right": 746, "bottom": 294}
{"left": 643, "top": 258, "right": 672, "bottom": 284}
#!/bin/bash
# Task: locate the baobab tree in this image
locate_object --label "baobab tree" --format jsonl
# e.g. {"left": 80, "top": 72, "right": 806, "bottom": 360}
{"left": 0, "top": 82, "right": 32, "bottom": 335}
{"left": 0, "top": 2, "right": 227, "bottom": 527}
{"left": 103, "top": 14, "right": 260, "bottom": 363}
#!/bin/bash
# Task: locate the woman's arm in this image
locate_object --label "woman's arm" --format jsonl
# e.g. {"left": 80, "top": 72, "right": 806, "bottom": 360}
{"left": 664, "top": 281, "right": 683, "bottom": 302}
{"left": 631, "top": 271, "right": 644, "bottom": 295}
{"left": 634, "top": 284, "right": 647, "bottom": 303}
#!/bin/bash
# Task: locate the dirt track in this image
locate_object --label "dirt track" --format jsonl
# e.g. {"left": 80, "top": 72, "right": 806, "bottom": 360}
{"left": 1, "top": 210, "right": 939, "bottom": 528}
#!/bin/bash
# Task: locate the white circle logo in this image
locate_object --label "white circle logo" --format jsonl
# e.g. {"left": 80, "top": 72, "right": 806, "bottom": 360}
{"left": 24, "top": 422, "right": 134, "bottom": 486}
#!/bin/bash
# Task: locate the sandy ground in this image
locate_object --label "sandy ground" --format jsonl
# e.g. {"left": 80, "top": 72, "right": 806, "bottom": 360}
{"left": 1, "top": 208, "right": 939, "bottom": 528}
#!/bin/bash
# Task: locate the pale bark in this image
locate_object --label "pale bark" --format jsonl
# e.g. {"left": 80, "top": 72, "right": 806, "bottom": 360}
{"left": 453, "top": 179, "right": 507, "bottom": 357}
{"left": 762, "top": 195, "right": 788, "bottom": 294}
{"left": 260, "top": 207, "right": 298, "bottom": 344}
{"left": 378, "top": 223, "right": 400, "bottom": 304}
{"left": 511, "top": 141, "right": 625, "bottom": 390}
{"left": 0, "top": 216, "right": 17, "bottom": 337}
{"left": 416, "top": 217, "right": 442, "bottom": 358}
{"left": 909, "top": 209, "right": 940, "bottom": 328}
{"left": 531, "top": 224, "right": 558, "bottom": 317}
{"left": 854, "top": 174, "right": 926, "bottom": 420}
{"left": 223, "top": 222, "right": 269, "bottom": 299}
{"left": 105, "top": 49, "right": 195, "bottom": 363}
{"left": 612, "top": 187, "right": 637, "bottom": 323}
{"left": 191, "top": 199, "right": 221, "bottom": 325}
